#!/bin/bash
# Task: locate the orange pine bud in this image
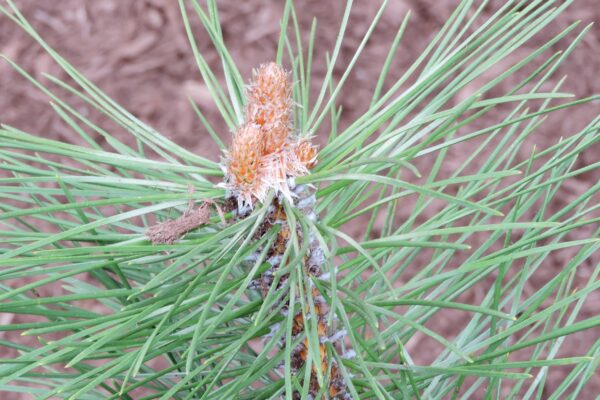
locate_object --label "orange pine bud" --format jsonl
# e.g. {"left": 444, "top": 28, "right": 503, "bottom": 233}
{"left": 246, "top": 62, "right": 293, "bottom": 155}
{"left": 226, "top": 123, "right": 266, "bottom": 205}
{"left": 295, "top": 139, "right": 319, "bottom": 169}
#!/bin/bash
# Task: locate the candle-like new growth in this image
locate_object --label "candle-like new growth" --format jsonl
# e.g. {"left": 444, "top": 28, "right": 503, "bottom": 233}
{"left": 224, "top": 62, "right": 318, "bottom": 208}
{"left": 246, "top": 62, "right": 293, "bottom": 154}
{"left": 226, "top": 122, "right": 266, "bottom": 206}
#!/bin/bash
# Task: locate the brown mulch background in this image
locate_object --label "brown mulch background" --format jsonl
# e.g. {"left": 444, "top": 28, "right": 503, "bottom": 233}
{"left": 0, "top": 1, "right": 599, "bottom": 399}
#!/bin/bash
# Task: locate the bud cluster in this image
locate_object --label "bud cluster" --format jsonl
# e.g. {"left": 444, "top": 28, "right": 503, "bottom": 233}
{"left": 224, "top": 62, "right": 318, "bottom": 208}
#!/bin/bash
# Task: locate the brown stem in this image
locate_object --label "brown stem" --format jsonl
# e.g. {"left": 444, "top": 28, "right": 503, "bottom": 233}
{"left": 248, "top": 187, "right": 351, "bottom": 400}
{"left": 146, "top": 203, "right": 210, "bottom": 245}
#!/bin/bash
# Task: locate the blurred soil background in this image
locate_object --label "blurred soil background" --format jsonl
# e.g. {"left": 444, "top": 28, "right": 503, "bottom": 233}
{"left": 0, "top": 0, "right": 599, "bottom": 399}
